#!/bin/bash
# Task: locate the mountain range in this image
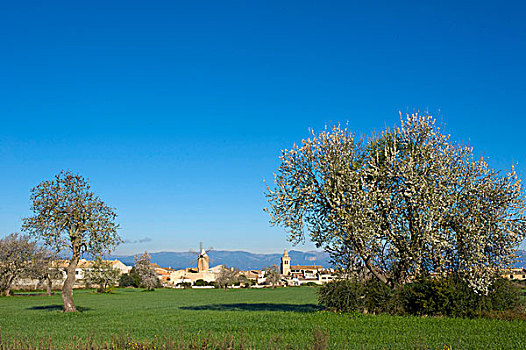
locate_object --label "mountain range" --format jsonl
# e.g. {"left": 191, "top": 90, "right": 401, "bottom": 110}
{"left": 111, "top": 250, "right": 332, "bottom": 271}
{"left": 111, "top": 249, "right": 526, "bottom": 271}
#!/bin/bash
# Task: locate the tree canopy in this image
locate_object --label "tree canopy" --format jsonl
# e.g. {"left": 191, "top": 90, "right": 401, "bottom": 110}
{"left": 216, "top": 266, "right": 238, "bottom": 289}
{"left": 22, "top": 171, "right": 120, "bottom": 311}
{"left": 84, "top": 258, "right": 120, "bottom": 293}
{"left": 134, "top": 251, "right": 158, "bottom": 291}
{"left": 264, "top": 265, "right": 281, "bottom": 287}
{"left": 0, "top": 233, "right": 49, "bottom": 296}
{"left": 266, "top": 114, "right": 526, "bottom": 292}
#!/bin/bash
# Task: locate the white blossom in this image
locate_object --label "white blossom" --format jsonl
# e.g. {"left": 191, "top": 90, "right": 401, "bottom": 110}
{"left": 265, "top": 113, "right": 526, "bottom": 292}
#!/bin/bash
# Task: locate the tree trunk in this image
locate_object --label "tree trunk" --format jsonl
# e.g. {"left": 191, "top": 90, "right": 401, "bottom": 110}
{"left": 4, "top": 276, "right": 15, "bottom": 296}
{"left": 46, "top": 275, "right": 52, "bottom": 296}
{"left": 363, "top": 257, "right": 389, "bottom": 286}
{"left": 62, "top": 254, "right": 79, "bottom": 312}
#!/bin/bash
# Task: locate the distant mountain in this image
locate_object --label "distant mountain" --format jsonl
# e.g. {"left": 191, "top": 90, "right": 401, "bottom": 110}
{"left": 111, "top": 249, "right": 526, "bottom": 271}
{"left": 111, "top": 250, "right": 332, "bottom": 271}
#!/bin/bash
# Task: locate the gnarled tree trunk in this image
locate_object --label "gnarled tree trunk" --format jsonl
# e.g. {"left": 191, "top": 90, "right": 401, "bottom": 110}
{"left": 3, "top": 275, "right": 15, "bottom": 296}
{"left": 62, "top": 254, "right": 79, "bottom": 312}
{"left": 46, "top": 275, "right": 52, "bottom": 296}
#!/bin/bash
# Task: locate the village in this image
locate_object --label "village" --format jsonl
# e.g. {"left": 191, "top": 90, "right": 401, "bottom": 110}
{"left": 11, "top": 247, "right": 526, "bottom": 292}
{"left": 11, "top": 249, "right": 341, "bottom": 291}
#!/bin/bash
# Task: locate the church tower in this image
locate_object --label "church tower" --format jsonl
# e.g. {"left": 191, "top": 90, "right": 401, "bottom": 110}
{"left": 281, "top": 249, "right": 291, "bottom": 275}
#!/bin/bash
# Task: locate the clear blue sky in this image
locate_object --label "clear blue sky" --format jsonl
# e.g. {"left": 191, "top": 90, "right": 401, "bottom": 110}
{"left": 1, "top": 1, "right": 525, "bottom": 254}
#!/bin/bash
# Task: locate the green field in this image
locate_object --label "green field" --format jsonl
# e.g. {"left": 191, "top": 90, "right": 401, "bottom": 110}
{"left": 0, "top": 287, "right": 525, "bottom": 349}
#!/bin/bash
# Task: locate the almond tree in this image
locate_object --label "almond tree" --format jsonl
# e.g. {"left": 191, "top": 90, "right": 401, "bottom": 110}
{"left": 32, "top": 247, "right": 60, "bottom": 296}
{"left": 0, "top": 233, "right": 48, "bottom": 296}
{"left": 264, "top": 265, "right": 281, "bottom": 288}
{"left": 84, "top": 258, "right": 120, "bottom": 293}
{"left": 134, "top": 251, "right": 158, "bottom": 291}
{"left": 22, "top": 171, "right": 120, "bottom": 311}
{"left": 266, "top": 113, "right": 526, "bottom": 292}
{"left": 215, "top": 266, "right": 238, "bottom": 290}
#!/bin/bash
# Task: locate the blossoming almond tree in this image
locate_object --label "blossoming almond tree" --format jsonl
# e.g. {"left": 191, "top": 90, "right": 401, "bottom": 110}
{"left": 22, "top": 171, "right": 121, "bottom": 312}
{"left": 0, "top": 233, "right": 49, "bottom": 296}
{"left": 134, "top": 251, "right": 158, "bottom": 291}
{"left": 84, "top": 257, "right": 120, "bottom": 293}
{"left": 266, "top": 113, "right": 526, "bottom": 292}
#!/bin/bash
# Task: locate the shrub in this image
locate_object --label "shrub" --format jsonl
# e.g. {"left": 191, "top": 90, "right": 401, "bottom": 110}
{"left": 304, "top": 282, "right": 319, "bottom": 287}
{"left": 240, "top": 278, "right": 254, "bottom": 288}
{"left": 319, "top": 276, "right": 524, "bottom": 318}
{"left": 400, "top": 277, "right": 461, "bottom": 316}
{"left": 318, "top": 279, "right": 363, "bottom": 313}
{"left": 400, "top": 276, "right": 523, "bottom": 318}
{"left": 119, "top": 273, "right": 141, "bottom": 288}
{"left": 362, "top": 278, "right": 398, "bottom": 314}
{"left": 483, "top": 278, "right": 523, "bottom": 312}
{"left": 194, "top": 279, "right": 208, "bottom": 286}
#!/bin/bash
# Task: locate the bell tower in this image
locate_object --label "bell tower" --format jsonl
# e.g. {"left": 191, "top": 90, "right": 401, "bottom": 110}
{"left": 281, "top": 249, "right": 291, "bottom": 275}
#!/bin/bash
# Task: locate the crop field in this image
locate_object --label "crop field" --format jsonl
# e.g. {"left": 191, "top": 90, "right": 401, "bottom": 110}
{"left": 0, "top": 287, "right": 525, "bottom": 349}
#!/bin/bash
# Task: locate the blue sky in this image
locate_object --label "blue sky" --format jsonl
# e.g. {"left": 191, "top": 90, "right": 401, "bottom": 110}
{"left": 1, "top": 1, "right": 525, "bottom": 254}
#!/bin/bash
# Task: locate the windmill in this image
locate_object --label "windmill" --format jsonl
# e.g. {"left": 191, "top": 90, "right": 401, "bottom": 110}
{"left": 189, "top": 242, "right": 213, "bottom": 272}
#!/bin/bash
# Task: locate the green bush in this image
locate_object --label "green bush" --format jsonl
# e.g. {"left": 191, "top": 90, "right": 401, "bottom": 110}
{"left": 400, "top": 276, "right": 523, "bottom": 318}
{"left": 318, "top": 279, "right": 362, "bottom": 313}
{"left": 401, "top": 277, "right": 464, "bottom": 316}
{"left": 362, "top": 278, "right": 399, "bottom": 314}
{"left": 319, "top": 278, "right": 399, "bottom": 314}
{"left": 241, "top": 279, "right": 254, "bottom": 288}
{"left": 119, "top": 273, "right": 141, "bottom": 288}
{"left": 483, "top": 278, "right": 523, "bottom": 312}
{"left": 303, "top": 282, "right": 319, "bottom": 287}
{"left": 318, "top": 276, "right": 524, "bottom": 318}
{"left": 194, "top": 279, "right": 209, "bottom": 286}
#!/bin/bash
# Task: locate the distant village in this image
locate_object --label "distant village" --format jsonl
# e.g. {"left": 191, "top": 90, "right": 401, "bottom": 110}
{"left": 12, "top": 248, "right": 526, "bottom": 291}
{"left": 13, "top": 249, "right": 340, "bottom": 290}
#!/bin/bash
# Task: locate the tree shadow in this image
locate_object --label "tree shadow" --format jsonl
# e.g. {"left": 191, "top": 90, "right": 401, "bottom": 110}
{"left": 28, "top": 305, "right": 92, "bottom": 312}
{"left": 180, "top": 303, "right": 323, "bottom": 312}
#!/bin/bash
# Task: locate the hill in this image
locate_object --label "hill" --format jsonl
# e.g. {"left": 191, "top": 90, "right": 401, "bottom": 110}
{"left": 111, "top": 250, "right": 331, "bottom": 270}
{"left": 111, "top": 249, "right": 526, "bottom": 271}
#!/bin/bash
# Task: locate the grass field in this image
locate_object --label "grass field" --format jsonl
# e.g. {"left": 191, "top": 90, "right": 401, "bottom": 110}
{"left": 1, "top": 287, "right": 525, "bottom": 349}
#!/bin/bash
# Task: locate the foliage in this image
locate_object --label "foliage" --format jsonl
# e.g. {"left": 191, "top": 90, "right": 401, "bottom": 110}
{"left": 134, "top": 252, "right": 158, "bottom": 291}
{"left": 319, "top": 277, "right": 524, "bottom": 318}
{"left": 0, "top": 288, "right": 525, "bottom": 349}
{"left": 303, "top": 282, "right": 319, "bottom": 287}
{"left": 22, "top": 171, "right": 120, "bottom": 311}
{"left": 119, "top": 271, "right": 141, "bottom": 288}
{"left": 264, "top": 265, "right": 282, "bottom": 287}
{"left": 0, "top": 233, "right": 50, "bottom": 296}
{"left": 194, "top": 279, "right": 210, "bottom": 287}
{"left": 318, "top": 278, "right": 398, "bottom": 314}
{"left": 21, "top": 171, "right": 121, "bottom": 260}
{"left": 401, "top": 276, "right": 523, "bottom": 318}
{"left": 266, "top": 113, "right": 526, "bottom": 292}
{"left": 84, "top": 257, "right": 120, "bottom": 293}
{"left": 177, "top": 282, "right": 192, "bottom": 289}
{"left": 215, "top": 266, "right": 238, "bottom": 289}
{"left": 236, "top": 275, "right": 253, "bottom": 288}
{"left": 35, "top": 250, "right": 62, "bottom": 296}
